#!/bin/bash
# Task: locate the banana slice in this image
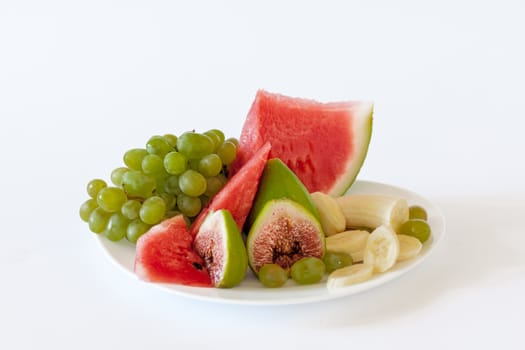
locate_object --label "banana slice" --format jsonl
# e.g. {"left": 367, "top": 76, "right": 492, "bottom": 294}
{"left": 325, "top": 229, "right": 369, "bottom": 262}
{"left": 363, "top": 225, "right": 400, "bottom": 273}
{"left": 335, "top": 194, "right": 409, "bottom": 233}
{"left": 397, "top": 234, "right": 423, "bottom": 261}
{"left": 326, "top": 263, "right": 374, "bottom": 289}
{"left": 311, "top": 192, "right": 346, "bottom": 236}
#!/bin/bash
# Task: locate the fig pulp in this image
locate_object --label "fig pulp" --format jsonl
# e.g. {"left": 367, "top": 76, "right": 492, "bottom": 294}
{"left": 246, "top": 199, "right": 325, "bottom": 274}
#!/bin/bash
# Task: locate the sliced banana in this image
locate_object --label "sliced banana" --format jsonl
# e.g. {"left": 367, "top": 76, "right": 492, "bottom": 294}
{"left": 335, "top": 194, "right": 409, "bottom": 233}
{"left": 363, "top": 225, "right": 400, "bottom": 273}
{"left": 325, "top": 229, "right": 369, "bottom": 262}
{"left": 397, "top": 234, "right": 423, "bottom": 261}
{"left": 311, "top": 192, "right": 346, "bottom": 236}
{"left": 326, "top": 263, "right": 374, "bottom": 289}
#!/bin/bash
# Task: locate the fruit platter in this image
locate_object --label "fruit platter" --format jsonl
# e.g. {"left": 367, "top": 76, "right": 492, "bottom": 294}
{"left": 80, "top": 90, "right": 445, "bottom": 305}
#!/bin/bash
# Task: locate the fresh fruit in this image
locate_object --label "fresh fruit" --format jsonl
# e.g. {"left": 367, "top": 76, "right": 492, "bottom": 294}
{"left": 325, "top": 229, "right": 369, "bottom": 262}
{"left": 397, "top": 234, "right": 423, "bottom": 261}
{"left": 190, "top": 142, "right": 271, "bottom": 236}
{"left": 363, "top": 225, "right": 400, "bottom": 273}
{"left": 230, "top": 90, "right": 373, "bottom": 196}
{"left": 323, "top": 252, "right": 353, "bottom": 273}
{"left": 290, "top": 257, "right": 326, "bottom": 285}
{"left": 246, "top": 199, "right": 325, "bottom": 274}
{"left": 335, "top": 194, "right": 409, "bottom": 233}
{"left": 409, "top": 205, "right": 428, "bottom": 220}
{"left": 257, "top": 264, "right": 289, "bottom": 288}
{"left": 80, "top": 130, "right": 239, "bottom": 242}
{"left": 246, "top": 158, "right": 319, "bottom": 229}
{"left": 134, "top": 215, "right": 212, "bottom": 286}
{"left": 327, "top": 263, "right": 374, "bottom": 289}
{"left": 310, "top": 192, "right": 346, "bottom": 236}
{"left": 193, "top": 210, "right": 248, "bottom": 288}
{"left": 398, "top": 219, "right": 431, "bottom": 243}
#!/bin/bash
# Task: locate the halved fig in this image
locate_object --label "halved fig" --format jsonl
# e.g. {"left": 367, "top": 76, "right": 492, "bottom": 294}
{"left": 246, "top": 199, "right": 325, "bottom": 275}
{"left": 193, "top": 209, "right": 248, "bottom": 288}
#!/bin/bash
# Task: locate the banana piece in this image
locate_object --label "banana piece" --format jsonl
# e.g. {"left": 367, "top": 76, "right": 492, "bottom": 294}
{"left": 325, "top": 229, "right": 369, "bottom": 262}
{"left": 335, "top": 194, "right": 409, "bottom": 233}
{"left": 310, "top": 192, "right": 346, "bottom": 236}
{"left": 363, "top": 225, "right": 400, "bottom": 273}
{"left": 326, "top": 263, "right": 374, "bottom": 289}
{"left": 397, "top": 234, "right": 423, "bottom": 261}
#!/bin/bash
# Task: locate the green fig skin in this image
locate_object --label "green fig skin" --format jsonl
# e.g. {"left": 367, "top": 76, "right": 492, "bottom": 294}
{"left": 246, "top": 158, "right": 320, "bottom": 231}
{"left": 194, "top": 209, "right": 248, "bottom": 288}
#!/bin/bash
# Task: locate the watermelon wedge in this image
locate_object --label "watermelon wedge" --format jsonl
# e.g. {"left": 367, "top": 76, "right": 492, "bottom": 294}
{"left": 230, "top": 90, "right": 373, "bottom": 196}
{"left": 190, "top": 142, "right": 271, "bottom": 236}
{"left": 134, "top": 215, "right": 212, "bottom": 287}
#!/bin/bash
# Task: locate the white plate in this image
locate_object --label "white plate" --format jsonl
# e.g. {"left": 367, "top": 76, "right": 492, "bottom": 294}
{"left": 97, "top": 180, "right": 445, "bottom": 305}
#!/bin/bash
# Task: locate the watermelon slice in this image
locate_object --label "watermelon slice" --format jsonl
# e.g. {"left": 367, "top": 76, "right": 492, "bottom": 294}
{"left": 230, "top": 90, "right": 374, "bottom": 196}
{"left": 190, "top": 142, "right": 271, "bottom": 236}
{"left": 134, "top": 215, "right": 212, "bottom": 287}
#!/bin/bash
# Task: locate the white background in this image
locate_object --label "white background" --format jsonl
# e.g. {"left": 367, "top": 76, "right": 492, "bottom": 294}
{"left": 1, "top": 1, "right": 524, "bottom": 349}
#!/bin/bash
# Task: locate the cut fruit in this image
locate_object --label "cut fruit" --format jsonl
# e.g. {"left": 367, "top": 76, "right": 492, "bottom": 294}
{"left": 134, "top": 215, "right": 212, "bottom": 287}
{"left": 193, "top": 209, "right": 248, "bottom": 288}
{"left": 327, "top": 263, "right": 374, "bottom": 289}
{"left": 325, "top": 229, "right": 369, "bottom": 262}
{"left": 363, "top": 225, "right": 400, "bottom": 273}
{"left": 397, "top": 234, "right": 423, "bottom": 261}
{"left": 246, "top": 158, "right": 319, "bottom": 230}
{"left": 246, "top": 199, "right": 325, "bottom": 274}
{"left": 230, "top": 90, "right": 373, "bottom": 196}
{"left": 310, "top": 192, "right": 346, "bottom": 236}
{"left": 190, "top": 142, "right": 271, "bottom": 236}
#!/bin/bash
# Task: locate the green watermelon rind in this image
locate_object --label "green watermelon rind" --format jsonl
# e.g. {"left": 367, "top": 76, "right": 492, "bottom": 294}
{"left": 328, "top": 101, "right": 374, "bottom": 196}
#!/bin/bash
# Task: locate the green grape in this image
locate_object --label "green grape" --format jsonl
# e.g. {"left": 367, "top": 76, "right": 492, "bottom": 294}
{"left": 79, "top": 198, "right": 98, "bottom": 222}
{"left": 123, "top": 148, "right": 148, "bottom": 170}
{"left": 198, "top": 154, "right": 222, "bottom": 177}
{"left": 121, "top": 170, "right": 156, "bottom": 198}
{"left": 104, "top": 213, "right": 129, "bottom": 241}
{"left": 176, "top": 132, "right": 214, "bottom": 159}
{"left": 121, "top": 199, "right": 141, "bottom": 220}
{"left": 88, "top": 207, "right": 111, "bottom": 234}
{"left": 159, "top": 192, "right": 176, "bottom": 210}
{"left": 165, "top": 210, "right": 181, "bottom": 219}
{"left": 188, "top": 158, "right": 200, "bottom": 170}
{"left": 164, "top": 151, "right": 187, "bottom": 175}
{"left": 96, "top": 187, "right": 127, "bottom": 213}
{"left": 141, "top": 154, "right": 164, "bottom": 175}
{"left": 126, "top": 219, "right": 151, "bottom": 243}
{"left": 110, "top": 167, "right": 128, "bottom": 186}
{"left": 204, "top": 176, "right": 224, "bottom": 197}
{"left": 290, "top": 257, "right": 326, "bottom": 285}
{"left": 323, "top": 252, "right": 353, "bottom": 273}
{"left": 163, "top": 134, "right": 178, "bottom": 148}
{"left": 179, "top": 169, "right": 207, "bottom": 197}
{"left": 86, "top": 179, "right": 107, "bottom": 198}
{"left": 146, "top": 135, "right": 173, "bottom": 157}
{"left": 139, "top": 196, "right": 166, "bottom": 225}
{"left": 204, "top": 129, "right": 225, "bottom": 151}
{"left": 164, "top": 175, "right": 181, "bottom": 195}
{"left": 258, "top": 264, "right": 288, "bottom": 288}
{"left": 217, "top": 141, "right": 237, "bottom": 165}
{"left": 199, "top": 195, "right": 210, "bottom": 207}
{"left": 177, "top": 194, "right": 202, "bottom": 218}
{"left": 409, "top": 205, "right": 428, "bottom": 221}
{"left": 399, "top": 219, "right": 431, "bottom": 243}
{"left": 225, "top": 137, "right": 239, "bottom": 146}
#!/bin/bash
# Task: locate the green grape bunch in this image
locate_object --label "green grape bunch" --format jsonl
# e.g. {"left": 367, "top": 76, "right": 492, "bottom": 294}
{"left": 79, "top": 130, "right": 238, "bottom": 243}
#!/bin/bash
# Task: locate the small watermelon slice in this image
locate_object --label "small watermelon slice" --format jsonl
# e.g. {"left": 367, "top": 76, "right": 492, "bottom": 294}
{"left": 230, "top": 90, "right": 374, "bottom": 196}
{"left": 134, "top": 215, "right": 212, "bottom": 287}
{"left": 190, "top": 142, "right": 271, "bottom": 236}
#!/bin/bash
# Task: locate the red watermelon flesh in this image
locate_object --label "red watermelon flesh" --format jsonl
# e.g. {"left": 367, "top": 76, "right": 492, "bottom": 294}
{"left": 134, "top": 215, "right": 212, "bottom": 287}
{"left": 190, "top": 142, "right": 271, "bottom": 236}
{"left": 230, "top": 90, "right": 373, "bottom": 196}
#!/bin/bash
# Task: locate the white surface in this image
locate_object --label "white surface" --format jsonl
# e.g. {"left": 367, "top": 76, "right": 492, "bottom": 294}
{"left": 98, "top": 181, "right": 445, "bottom": 305}
{"left": 1, "top": 0, "right": 524, "bottom": 349}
